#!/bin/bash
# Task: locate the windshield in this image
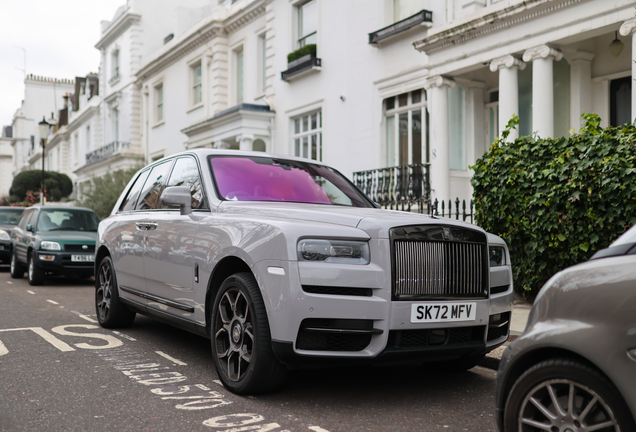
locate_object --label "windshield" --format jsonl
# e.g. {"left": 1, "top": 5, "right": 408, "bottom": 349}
{"left": 209, "top": 156, "right": 373, "bottom": 207}
{"left": 37, "top": 209, "right": 99, "bottom": 232}
{"left": 0, "top": 209, "right": 25, "bottom": 225}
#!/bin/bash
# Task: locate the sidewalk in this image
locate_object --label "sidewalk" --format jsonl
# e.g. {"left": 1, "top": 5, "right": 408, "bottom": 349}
{"left": 479, "top": 302, "right": 532, "bottom": 371}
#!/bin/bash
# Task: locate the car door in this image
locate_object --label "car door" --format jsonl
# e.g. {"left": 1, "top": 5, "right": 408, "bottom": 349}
{"left": 14, "top": 208, "right": 37, "bottom": 265}
{"left": 110, "top": 168, "right": 152, "bottom": 306}
{"left": 143, "top": 157, "right": 204, "bottom": 322}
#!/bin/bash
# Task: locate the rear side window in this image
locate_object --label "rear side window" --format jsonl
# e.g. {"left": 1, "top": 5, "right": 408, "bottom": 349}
{"left": 18, "top": 209, "right": 33, "bottom": 230}
{"left": 119, "top": 170, "right": 151, "bottom": 212}
{"left": 163, "top": 157, "right": 207, "bottom": 210}
{"left": 137, "top": 161, "right": 173, "bottom": 210}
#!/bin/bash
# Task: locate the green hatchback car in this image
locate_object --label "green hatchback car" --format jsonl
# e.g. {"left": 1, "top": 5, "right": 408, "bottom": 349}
{"left": 10, "top": 206, "right": 99, "bottom": 285}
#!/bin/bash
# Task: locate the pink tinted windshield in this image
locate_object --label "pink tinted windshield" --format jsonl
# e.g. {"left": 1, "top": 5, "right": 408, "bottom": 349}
{"left": 209, "top": 156, "right": 370, "bottom": 206}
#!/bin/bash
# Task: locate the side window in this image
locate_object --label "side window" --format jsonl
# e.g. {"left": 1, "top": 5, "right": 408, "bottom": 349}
{"left": 137, "top": 161, "right": 173, "bottom": 210}
{"left": 26, "top": 210, "right": 38, "bottom": 229}
{"left": 120, "top": 170, "right": 151, "bottom": 212}
{"left": 18, "top": 210, "right": 32, "bottom": 230}
{"left": 163, "top": 157, "right": 207, "bottom": 210}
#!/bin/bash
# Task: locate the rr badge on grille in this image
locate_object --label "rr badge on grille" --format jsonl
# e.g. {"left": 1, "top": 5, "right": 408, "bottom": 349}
{"left": 442, "top": 227, "right": 451, "bottom": 240}
{"left": 82, "top": 245, "right": 88, "bottom": 250}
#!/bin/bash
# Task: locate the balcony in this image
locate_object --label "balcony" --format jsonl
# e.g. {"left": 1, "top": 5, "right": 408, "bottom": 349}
{"left": 281, "top": 54, "right": 321, "bottom": 82}
{"left": 353, "top": 163, "right": 431, "bottom": 212}
{"left": 108, "top": 72, "right": 120, "bottom": 85}
{"left": 368, "top": 10, "right": 433, "bottom": 45}
{"left": 85, "top": 141, "right": 130, "bottom": 166}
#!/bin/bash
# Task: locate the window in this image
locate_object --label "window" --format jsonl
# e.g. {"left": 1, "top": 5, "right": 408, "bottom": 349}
{"left": 486, "top": 90, "right": 499, "bottom": 145}
{"left": 137, "top": 161, "right": 173, "bottom": 210}
{"left": 155, "top": 84, "right": 164, "bottom": 123}
{"left": 164, "top": 157, "right": 206, "bottom": 209}
{"left": 610, "top": 77, "right": 632, "bottom": 126}
{"left": 394, "top": 0, "right": 421, "bottom": 22}
{"left": 298, "top": 0, "right": 317, "bottom": 48}
{"left": 86, "top": 126, "right": 91, "bottom": 151}
{"left": 112, "top": 107, "right": 119, "bottom": 142}
{"left": 111, "top": 50, "right": 120, "bottom": 80}
{"left": 191, "top": 62, "right": 202, "bottom": 106}
{"left": 448, "top": 83, "right": 467, "bottom": 170}
{"left": 236, "top": 49, "right": 244, "bottom": 104}
{"left": 73, "top": 133, "right": 79, "bottom": 164}
{"left": 258, "top": 33, "right": 267, "bottom": 94}
{"left": 119, "top": 170, "right": 151, "bottom": 212}
{"left": 384, "top": 89, "right": 428, "bottom": 167}
{"left": 292, "top": 110, "right": 322, "bottom": 161}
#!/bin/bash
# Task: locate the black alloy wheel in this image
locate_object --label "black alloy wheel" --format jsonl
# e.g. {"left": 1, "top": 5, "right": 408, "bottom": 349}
{"left": 10, "top": 250, "right": 24, "bottom": 278}
{"left": 95, "top": 255, "right": 135, "bottom": 328}
{"left": 212, "top": 272, "right": 287, "bottom": 395}
{"left": 504, "top": 358, "right": 636, "bottom": 432}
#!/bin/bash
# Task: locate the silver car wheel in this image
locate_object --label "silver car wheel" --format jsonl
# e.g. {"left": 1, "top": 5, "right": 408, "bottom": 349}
{"left": 96, "top": 259, "right": 112, "bottom": 321}
{"left": 214, "top": 287, "right": 254, "bottom": 382}
{"left": 10, "top": 253, "right": 15, "bottom": 273}
{"left": 519, "top": 378, "right": 619, "bottom": 432}
{"left": 28, "top": 256, "right": 33, "bottom": 280}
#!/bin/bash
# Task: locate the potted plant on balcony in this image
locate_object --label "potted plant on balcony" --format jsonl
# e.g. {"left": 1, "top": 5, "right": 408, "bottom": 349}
{"left": 282, "top": 44, "right": 321, "bottom": 81}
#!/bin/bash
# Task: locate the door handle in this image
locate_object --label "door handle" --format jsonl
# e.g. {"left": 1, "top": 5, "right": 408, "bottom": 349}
{"left": 145, "top": 222, "right": 158, "bottom": 231}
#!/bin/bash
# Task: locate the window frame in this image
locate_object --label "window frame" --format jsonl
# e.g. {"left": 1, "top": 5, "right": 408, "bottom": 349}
{"left": 111, "top": 49, "right": 120, "bottom": 81}
{"left": 291, "top": 109, "right": 323, "bottom": 162}
{"left": 257, "top": 32, "right": 267, "bottom": 96}
{"left": 485, "top": 88, "right": 499, "bottom": 146}
{"left": 297, "top": 0, "right": 318, "bottom": 48}
{"left": 189, "top": 59, "right": 203, "bottom": 109}
{"left": 383, "top": 89, "right": 428, "bottom": 168}
{"left": 234, "top": 46, "right": 244, "bottom": 105}
{"left": 162, "top": 156, "right": 209, "bottom": 211}
{"left": 154, "top": 82, "right": 164, "bottom": 125}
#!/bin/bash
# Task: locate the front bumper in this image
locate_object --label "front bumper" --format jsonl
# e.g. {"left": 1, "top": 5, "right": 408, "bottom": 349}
{"left": 34, "top": 250, "right": 95, "bottom": 275}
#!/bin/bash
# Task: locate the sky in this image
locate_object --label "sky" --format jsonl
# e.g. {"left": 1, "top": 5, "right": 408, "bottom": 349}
{"left": 0, "top": 0, "right": 125, "bottom": 130}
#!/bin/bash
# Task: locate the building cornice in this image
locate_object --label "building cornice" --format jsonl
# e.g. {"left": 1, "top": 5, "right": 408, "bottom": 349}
{"left": 95, "top": 10, "right": 142, "bottom": 50}
{"left": 135, "top": 0, "right": 267, "bottom": 83}
{"left": 413, "top": 0, "right": 583, "bottom": 55}
{"left": 67, "top": 105, "right": 99, "bottom": 133}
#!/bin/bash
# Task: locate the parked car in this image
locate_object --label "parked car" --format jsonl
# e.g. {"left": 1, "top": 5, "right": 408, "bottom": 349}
{"left": 10, "top": 206, "right": 99, "bottom": 285}
{"left": 0, "top": 206, "right": 25, "bottom": 265}
{"left": 496, "top": 225, "right": 636, "bottom": 431}
{"left": 96, "top": 149, "right": 514, "bottom": 394}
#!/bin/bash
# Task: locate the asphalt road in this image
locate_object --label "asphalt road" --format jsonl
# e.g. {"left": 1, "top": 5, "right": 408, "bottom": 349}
{"left": 0, "top": 267, "right": 499, "bottom": 432}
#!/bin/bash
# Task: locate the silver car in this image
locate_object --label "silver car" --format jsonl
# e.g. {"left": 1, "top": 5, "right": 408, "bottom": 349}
{"left": 96, "top": 149, "right": 513, "bottom": 394}
{"left": 496, "top": 225, "right": 636, "bottom": 431}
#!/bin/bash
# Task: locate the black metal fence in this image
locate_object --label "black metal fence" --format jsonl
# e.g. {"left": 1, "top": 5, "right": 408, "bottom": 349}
{"left": 352, "top": 163, "right": 475, "bottom": 223}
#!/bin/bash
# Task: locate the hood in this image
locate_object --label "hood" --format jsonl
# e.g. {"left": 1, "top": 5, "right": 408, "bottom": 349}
{"left": 218, "top": 201, "right": 485, "bottom": 239}
{"left": 0, "top": 224, "right": 17, "bottom": 232}
{"left": 37, "top": 231, "right": 98, "bottom": 243}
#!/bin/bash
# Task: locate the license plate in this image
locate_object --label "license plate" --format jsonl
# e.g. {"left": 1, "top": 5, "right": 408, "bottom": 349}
{"left": 411, "top": 302, "right": 477, "bottom": 323}
{"left": 71, "top": 254, "right": 94, "bottom": 262}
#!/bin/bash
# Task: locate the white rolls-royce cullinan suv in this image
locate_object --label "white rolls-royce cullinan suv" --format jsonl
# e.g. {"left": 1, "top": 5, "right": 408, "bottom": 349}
{"left": 95, "top": 149, "right": 514, "bottom": 394}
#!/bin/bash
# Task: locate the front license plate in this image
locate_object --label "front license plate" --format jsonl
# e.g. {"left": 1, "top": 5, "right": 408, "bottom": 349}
{"left": 411, "top": 302, "right": 477, "bottom": 323}
{"left": 71, "top": 254, "right": 94, "bottom": 262}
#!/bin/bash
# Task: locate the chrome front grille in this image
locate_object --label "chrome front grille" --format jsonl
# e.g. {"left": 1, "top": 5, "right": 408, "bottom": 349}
{"left": 390, "top": 225, "right": 488, "bottom": 300}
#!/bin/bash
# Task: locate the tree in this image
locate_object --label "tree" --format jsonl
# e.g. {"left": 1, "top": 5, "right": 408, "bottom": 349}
{"left": 9, "top": 170, "right": 73, "bottom": 202}
{"left": 77, "top": 167, "right": 142, "bottom": 219}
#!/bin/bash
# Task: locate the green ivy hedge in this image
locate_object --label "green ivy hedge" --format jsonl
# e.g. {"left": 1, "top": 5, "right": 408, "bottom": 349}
{"left": 287, "top": 44, "right": 316, "bottom": 63}
{"left": 472, "top": 114, "right": 636, "bottom": 295}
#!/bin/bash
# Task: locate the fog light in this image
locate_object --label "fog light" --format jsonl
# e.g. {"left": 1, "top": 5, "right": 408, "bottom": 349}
{"left": 489, "top": 314, "right": 502, "bottom": 324}
{"left": 40, "top": 255, "right": 55, "bottom": 261}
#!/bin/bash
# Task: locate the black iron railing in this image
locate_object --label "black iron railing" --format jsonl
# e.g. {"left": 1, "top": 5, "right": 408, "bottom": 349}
{"left": 85, "top": 141, "right": 130, "bottom": 166}
{"left": 353, "top": 163, "right": 430, "bottom": 212}
{"left": 430, "top": 198, "right": 475, "bottom": 224}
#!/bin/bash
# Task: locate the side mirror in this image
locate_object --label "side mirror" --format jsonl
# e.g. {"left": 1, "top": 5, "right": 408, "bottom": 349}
{"left": 27, "top": 224, "right": 34, "bottom": 232}
{"left": 160, "top": 186, "right": 192, "bottom": 216}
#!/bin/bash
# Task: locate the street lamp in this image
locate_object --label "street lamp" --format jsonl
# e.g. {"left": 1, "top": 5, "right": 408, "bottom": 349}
{"left": 38, "top": 116, "right": 51, "bottom": 205}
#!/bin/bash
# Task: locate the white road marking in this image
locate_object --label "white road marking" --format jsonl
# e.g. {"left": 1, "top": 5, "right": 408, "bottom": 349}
{"left": 0, "top": 327, "right": 74, "bottom": 353}
{"left": 7, "top": 282, "right": 12, "bottom": 285}
{"left": 112, "top": 331, "right": 136, "bottom": 341}
{"left": 70, "top": 310, "right": 98, "bottom": 323}
{"left": 46, "top": 300, "right": 59, "bottom": 305}
{"left": 0, "top": 340, "right": 7, "bottom": 356}
{"left": 213, "top": 380, "right": 223, "bottom": 386}
{"left": 156, "top": 351, "right": 187, "bottom": 366}
{"left": 309, "top": 427, "right": 332, "bottom": 432}
{"left": 27, "top": 290, "right": 35, "bottom": 294}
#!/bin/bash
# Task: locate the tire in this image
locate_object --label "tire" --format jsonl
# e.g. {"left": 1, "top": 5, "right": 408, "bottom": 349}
{"left": 503, "top": 358, "right": 636, "bottom": 432}
{"left": 10, "top": 250, "right": 24, "bottom": 279}
{"left": 95, "top": 255, "right": 136, "bottom": 328}
{"left": 27, "top": 252, "right": 45, "bottom": 286}
{"left": 211, "top": 272, "right": 287, "bottom": 395}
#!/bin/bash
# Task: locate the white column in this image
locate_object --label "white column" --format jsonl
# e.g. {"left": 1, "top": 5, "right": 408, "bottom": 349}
{"left": 424, "top": 76, "right": 455, "bottom": 201}
{"left": 620, "top": 18, "right": 636, "bottom": 123}
{"left": 523, "top": 46, "right": 563, "bottom": 138}
{"left": 565, "top": 51, "right": 594, "bottom": 130}
{"left": 490, "top": 55, "right": 525, "bottom": 141}
{"left": 236, "top": 134, "right": 254, "bottom": 151}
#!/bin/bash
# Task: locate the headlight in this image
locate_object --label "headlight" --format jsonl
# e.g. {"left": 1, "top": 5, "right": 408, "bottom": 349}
{"left": 0, "top": 230, "right": 9, "bottom": 241}
{"left": 41, "top": 241, "right": 61, "bottom": 251}
{"left": 489, "top": 246, "right": 506, "bottom": 267}
{"left": 298, "top": 239, "right": 370, "bottom": 265}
